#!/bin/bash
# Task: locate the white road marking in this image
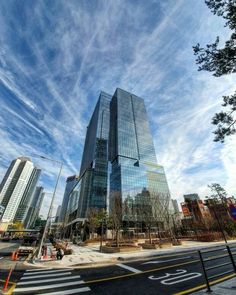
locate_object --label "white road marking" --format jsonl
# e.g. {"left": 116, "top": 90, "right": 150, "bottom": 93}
{"left": 149, "top": 269, "right": 187, "bottom": 280}
{"left": 142, "top": 256, "right": 192, "bottom": 265}
{"left": 148, "top": 269, "right": 201, "bottom": 285}
{"left": 39, "top": 287, "right": 91, "bottom": 295}
{"left": 17, "top": 275, "right": 81, "bottom": 285}
{"left": 116, "top": 263, "right": 142, "bottom": 273}
{"left": 24, "top": 269, "right": 68, "bottom": 275}
{"left": 26, "top": 268, "right": 52, "bottom": 272}
{"left": 161, "top": 272, "right": 201, "bottom": 285}
{"left": 0, "top": 257, "right": 4, "bottom": 260}
{"left": 20, "top": 272, "right": 71, "bottom": 280}
{"left": 14, "top": 280, "right": 85, "bottom": 292}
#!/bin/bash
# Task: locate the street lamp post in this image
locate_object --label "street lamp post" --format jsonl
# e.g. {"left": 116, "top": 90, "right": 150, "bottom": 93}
{"left": 35, "top": 155, "right": 63, "bottom": 259}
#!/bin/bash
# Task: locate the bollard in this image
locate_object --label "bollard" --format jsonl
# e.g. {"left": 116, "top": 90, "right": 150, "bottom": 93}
{"left": 11, "top": 251, "right": 15, "bottom": 261}
{"left": 15, "top": 251, "right": 18, "bottom": 261}
{"left": 2, "top": 268, "right": 13, "bottom": 292}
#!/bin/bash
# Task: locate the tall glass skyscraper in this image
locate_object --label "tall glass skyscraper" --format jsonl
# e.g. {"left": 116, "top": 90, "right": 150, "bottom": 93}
{"left": 66, "top": 88, "right": 171, "bottom": 226}
{"left": 109, "top": 89, "right": 170, "bottom": 223}
{"left": 68, "top": 92, "right": 111, "bottom": 220}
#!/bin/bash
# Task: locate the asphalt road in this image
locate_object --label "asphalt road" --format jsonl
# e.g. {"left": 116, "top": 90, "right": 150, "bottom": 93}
{"left": 2, "top": 242, "right": 236, "bottom": 295}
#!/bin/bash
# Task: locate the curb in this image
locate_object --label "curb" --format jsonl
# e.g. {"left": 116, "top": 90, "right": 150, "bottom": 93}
{"left": 24, "top": 240, "right": 236, "bottom": 269}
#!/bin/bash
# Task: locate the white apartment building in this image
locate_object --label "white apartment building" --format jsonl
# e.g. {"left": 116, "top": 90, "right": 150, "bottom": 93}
{"left": 0, "top": 157, "right": 36, "bottom": 224}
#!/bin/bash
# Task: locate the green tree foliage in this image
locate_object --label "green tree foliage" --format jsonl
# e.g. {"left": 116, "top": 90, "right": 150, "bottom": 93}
{"left": 193, "top": 0, "right": 236, "bottom": 142}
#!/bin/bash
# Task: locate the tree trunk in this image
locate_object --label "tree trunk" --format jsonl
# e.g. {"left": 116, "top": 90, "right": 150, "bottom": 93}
{"left": 115, "top": 229, "right": 119, "bottom": 247}
{"left": 148, "top": 226, "right": 152, "bottom": 244}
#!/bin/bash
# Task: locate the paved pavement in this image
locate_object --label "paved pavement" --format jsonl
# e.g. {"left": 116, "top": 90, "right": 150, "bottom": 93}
{"left": 30, "top": 240, "right": 236, "bottom": 268}
{"left": 192, "top": 277, "right": 236, "bottom": 294}
{"left": 2, "top": 240, "right": 236, "bottom": 294}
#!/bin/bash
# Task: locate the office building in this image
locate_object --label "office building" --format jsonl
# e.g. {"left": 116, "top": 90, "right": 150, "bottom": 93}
{"left": 0, "top": 157, "right": 40, "bottom": 228}
{"left": 55, "top": 205, "right": 61, "bottom": 223}
{"left": 66, "top": 88, "right": 171, "bottom": 229}
{"left": 184, "top": 193, "right": 200, "bottom": 202}
{"left": 109, "top": 88, "right": 171, "bottom": 224}
{"left": 24, "top": 186, "right": 44, "bottom": 228}
{"left": 59, "top": 175, "right": 78, "bottom": 223}
{"left": 74, "top": 91, "right": 111, "bottom": 219}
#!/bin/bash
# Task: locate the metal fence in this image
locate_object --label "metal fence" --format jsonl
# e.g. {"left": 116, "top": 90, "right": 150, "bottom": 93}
{"left": 198, "top": 243, "right": 236, "bottom": 292}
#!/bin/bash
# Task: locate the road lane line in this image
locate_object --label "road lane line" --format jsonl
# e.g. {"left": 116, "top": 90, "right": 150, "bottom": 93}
{"left": 173, "top": 273, "right": 236, "bottom": 295}
{"left": 24, "top": 269, "right": 68, "bottom": 275}
{"left": 14, "top": 280, "right": 85, "bottom": 292}
{"left": 85, "top": 259, "right": 200, "bottom": 284}
{"left": 142, "top": 256, "right": 192, "bottom": 264}
{"left": 20, "top": 272, "right": 71, "bottom": 280}
{"left": 39, "top": 287, "right": 91, "bottom": 295}
{"left": 116, "top": 263, "right": 142, "bottom": 273}
{"left": 26, "top": 268, "right": 52, "bottom": 272}
{"left": 17, "top": 275, "right": 81, "bottom": 285}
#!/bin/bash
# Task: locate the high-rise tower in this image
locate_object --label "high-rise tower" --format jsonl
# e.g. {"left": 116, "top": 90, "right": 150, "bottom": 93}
{"left": 66, "top": 88, "right": 171, "bottom": 227}
{"left": 59, "top": 175, "right": 78, "bottom": 223}
{"left": 109, "top": 89, "right": 170, "bottom": 223}
{"left": 0, "top": 157, "right": 41, "bottom": 227}
{"left": 14, "top": 167, "right": 41, "bottom": 224}
{"left": 76, "top": 91, "right": 111, "bottom": 218}
{"left": 24, "top": 186, "right": 44, "bottom": 229}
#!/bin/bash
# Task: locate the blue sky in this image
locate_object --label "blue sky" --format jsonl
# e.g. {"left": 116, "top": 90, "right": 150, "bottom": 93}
{"left": 0, "top": 0, "right": 235, "bottom": 217}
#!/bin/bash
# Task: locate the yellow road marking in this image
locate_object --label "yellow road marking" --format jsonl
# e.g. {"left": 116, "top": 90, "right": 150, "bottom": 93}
{"left": 85, "top": 259, "right": 200, "bottom": 284}
{"left": 7, "top": 282, "right": 16, "bottom": 295}
{"left": 173, "top": 273, "right": 236, "bottom": 295}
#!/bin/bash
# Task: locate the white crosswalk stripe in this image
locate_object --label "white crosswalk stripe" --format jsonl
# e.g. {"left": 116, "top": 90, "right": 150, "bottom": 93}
{"left": 24, "top": 269, "right": 67, "bottom": 275}
{"left": 20, "top": 272, "right": 72, "bottom": 280}
{"left": 13, "top": 268, "right": 91, "bottom": 294}
{"left": 17, "top": 275, "right": 82, "bottom": 285}
{"left": 40, "top": 287, "right": 91, "bottom": 295}
{"left": 26, "top": 268, "right": 52, "bottom": 272}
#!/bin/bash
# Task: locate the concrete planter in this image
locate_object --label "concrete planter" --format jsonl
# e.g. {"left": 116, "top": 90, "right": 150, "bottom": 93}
{"left": 100, "top": 245, "right": 141, "bottom": 253}
{"left": 159, "top": 242, "right": 172, "bottom": 249}
{"left": 141, "top": 243, "right": 160, "bottom": 249}
{"left": 172, "top": 240, "right": 182, "bottom": 246}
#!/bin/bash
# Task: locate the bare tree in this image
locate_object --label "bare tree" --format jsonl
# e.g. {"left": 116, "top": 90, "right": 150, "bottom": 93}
{"left": 151, "top": 193, "right": 176, "bottom": 242}
{"left": 87, "top": 208, "right": 106, "bottom": 239}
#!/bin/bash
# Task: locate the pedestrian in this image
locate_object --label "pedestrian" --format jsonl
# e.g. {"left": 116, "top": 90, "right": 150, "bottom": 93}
{"left": 59, "top": 248, "right": 64, "bottom": 260}
{"left": 57, "top": 248, "right": 64, "bottom": 260}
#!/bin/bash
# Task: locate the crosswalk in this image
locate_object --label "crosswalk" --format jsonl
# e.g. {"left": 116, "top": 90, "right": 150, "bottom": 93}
{"left": 13, "top": 268, "right": 91, "bottom": 294}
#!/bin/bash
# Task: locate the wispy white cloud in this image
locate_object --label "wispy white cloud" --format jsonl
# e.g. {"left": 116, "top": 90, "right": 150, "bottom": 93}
{"left": 0, "top": 0, "right": 235, "bottom": 217}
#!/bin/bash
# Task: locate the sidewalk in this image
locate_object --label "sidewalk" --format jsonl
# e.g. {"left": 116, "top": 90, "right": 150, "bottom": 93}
{"left": 192, "top": 277, "right": 236, "bottom": 294}
{"left": 27, "top": 239, "right": 236, "bottom": 268}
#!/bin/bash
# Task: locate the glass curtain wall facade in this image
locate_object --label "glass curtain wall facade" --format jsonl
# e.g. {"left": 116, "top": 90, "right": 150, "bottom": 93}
{"left": 24, "top": 186, "right": 44, "bottom": 228}
{"left": 67, "top": 88, "right": 171, "bottom": 228}
{"left": 73, "top": 92, "right": 111, "bottom": 218}
{"left": 59, "top": 175, "right": 78, "bottom": 223}
{"left": 109, "top": 88, "right": 171, "bottom": 226}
